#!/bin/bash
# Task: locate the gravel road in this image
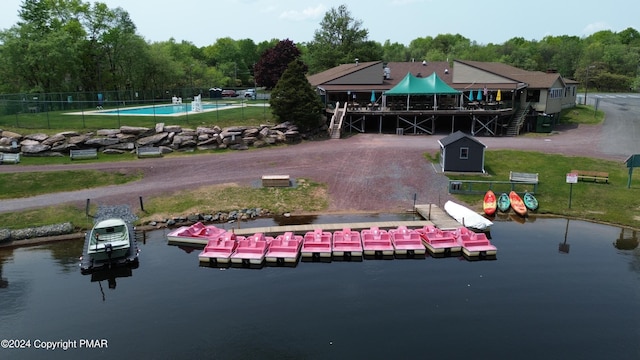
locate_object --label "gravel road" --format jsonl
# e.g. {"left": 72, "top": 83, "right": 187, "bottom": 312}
{"left": 1, "top": 94, "right": 638, "bottom": 215}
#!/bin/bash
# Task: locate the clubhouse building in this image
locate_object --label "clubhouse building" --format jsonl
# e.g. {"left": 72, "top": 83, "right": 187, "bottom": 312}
{"left": 307, "top": 60, "right": 578, "bottom": 137}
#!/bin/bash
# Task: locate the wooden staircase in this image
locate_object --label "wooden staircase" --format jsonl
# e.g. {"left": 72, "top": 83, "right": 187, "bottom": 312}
{"left": 506, "top": 102, "right": 531, "bottom": 136}
{"left": 328, "top": 102, "right": 347, "bottom": 139}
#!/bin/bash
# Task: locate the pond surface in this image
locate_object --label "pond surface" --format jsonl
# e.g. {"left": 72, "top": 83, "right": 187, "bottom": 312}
{"left": 0, "top": 217, "right": 639, "bottom": 360}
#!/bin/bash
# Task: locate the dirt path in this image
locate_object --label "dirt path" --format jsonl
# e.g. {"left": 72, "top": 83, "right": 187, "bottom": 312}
{"left": 1, "top": 95, "right": 637, "bottom": 216}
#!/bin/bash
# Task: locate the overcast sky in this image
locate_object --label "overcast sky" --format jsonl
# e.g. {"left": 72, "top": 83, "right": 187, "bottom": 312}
{"left": 1, "top": 0, "right": 638, "bottom": 47}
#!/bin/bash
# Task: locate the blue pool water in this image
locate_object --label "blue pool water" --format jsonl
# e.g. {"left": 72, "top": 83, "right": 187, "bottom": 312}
{"left": 98, "top": 103, "right": 229, "bottom": 116}
{"left": 0, "top": 217, "right": 639, "bottom": 359}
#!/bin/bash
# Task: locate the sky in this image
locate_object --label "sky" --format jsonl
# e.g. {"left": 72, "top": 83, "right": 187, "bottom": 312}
{"left": 1, "top": 0, "right": 638, "bottom": 47}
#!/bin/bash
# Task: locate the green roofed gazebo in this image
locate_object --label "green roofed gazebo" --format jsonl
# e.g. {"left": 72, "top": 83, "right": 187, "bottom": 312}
{"left": 385, "top": 72, "right": 461, "bottom": 110}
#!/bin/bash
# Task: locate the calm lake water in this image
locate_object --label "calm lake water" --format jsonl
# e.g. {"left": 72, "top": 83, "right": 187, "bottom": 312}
{"left": 0, "top": 217, "right": 639, "bottom": 360}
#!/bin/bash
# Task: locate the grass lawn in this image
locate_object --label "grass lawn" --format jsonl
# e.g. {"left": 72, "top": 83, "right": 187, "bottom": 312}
{"left": 444, "top": 150, "right": 640, "bottom": 227}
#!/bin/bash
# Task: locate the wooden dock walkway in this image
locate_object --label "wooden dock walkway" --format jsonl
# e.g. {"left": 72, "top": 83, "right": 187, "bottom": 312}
{"left": 414, "top": 204, "right": 460, "bottom": 230}
{"left": 168, "top": 220, "right": 433, "bottom": 247}
{"left": 166, "top": 204, "right": 462, "bottom": 247}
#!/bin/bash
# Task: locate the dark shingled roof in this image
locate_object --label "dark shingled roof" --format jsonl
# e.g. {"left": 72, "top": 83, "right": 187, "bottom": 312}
{"left": 438, "top": 130, "right": 487, "bottom": 148}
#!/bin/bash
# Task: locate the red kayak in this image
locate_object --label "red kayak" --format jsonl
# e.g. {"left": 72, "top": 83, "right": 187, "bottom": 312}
{"left": 509, "top": 191, "right": 527, "bottom": 216}
{"left": 483, "top": 190, "right": 497, "bottom": 216}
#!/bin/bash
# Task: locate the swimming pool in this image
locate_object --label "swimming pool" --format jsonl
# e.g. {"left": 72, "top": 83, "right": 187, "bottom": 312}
{"left": 91, "top": 103, "right": 232, "bottom": 116}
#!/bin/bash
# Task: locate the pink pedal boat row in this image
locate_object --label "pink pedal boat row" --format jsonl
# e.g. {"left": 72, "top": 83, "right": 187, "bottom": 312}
{"left": 198, "top": 230, "right": 303, "bottom": 265}
{"left": 417, "top": 225, "right": 497, "bottom": 257}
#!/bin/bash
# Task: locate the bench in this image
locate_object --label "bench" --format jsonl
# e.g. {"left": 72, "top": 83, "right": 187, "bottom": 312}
{"left": 0, "top": 153, "right": 20, "bottom": 164}
{"left": 70, "top": 148, "right": 98, "bottom": 160}
{"left": 509, "top": 171, "right": 539, "bottom": 184}
{"left": 261, "top": 175, "right": 290, "bottom": 187}
{"left": 571, "top": 170, "right": 609, "bottom": 183}
{"left": 136, "top": 146, "right": 163, "bottom": 158}
{"left": 509, "top": 171, "right": 539, "bottom": 193}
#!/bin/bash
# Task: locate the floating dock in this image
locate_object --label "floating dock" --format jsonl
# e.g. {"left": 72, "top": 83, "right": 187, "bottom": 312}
{"left": 167, "top": 204, "right": 464, "bottom": 247}
{"left": 414, "top": 204, "right": 462, "bottom": 230}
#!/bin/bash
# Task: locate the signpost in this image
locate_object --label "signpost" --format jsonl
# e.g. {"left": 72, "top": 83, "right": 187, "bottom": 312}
{"left": 625, "top": 154, "right": 640, "bottom": 189}
{"left": 566, "top": 173, "right": 578, "bottom": 208}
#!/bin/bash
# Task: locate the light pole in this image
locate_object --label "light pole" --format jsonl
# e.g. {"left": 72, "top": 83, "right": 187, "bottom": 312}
{"left": 189, "top": 64, "right": 194, "bottom": 95}
{"left": 584, "top": 65, "right": 595, "bottom": 105}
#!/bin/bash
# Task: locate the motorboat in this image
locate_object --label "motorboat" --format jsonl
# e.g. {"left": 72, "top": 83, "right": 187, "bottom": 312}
{"left": 416, "top": 225, "right": 461, "bottom": 255}
{"left": 265, "top": 232, "right": 303, "bottom": 263}
{"left": 361, "top": 227, "right": 394, "bottom": 256}
{"left": 332, "top": 228, "right": 363, "bottom": 257}
{"left": 198, "top": 232, "right": 241, "bottom": 264}
{"left": 230, "top": 233, "right": 273, "bottom": 265}
{"left": 81, "top": 218, "right": 138, "bottom": 274}
{"left": 388, "top": 226, "right": 426, "bottom": 256}
{"left": 301, "top": 229, "right": 332, "bottom": 258}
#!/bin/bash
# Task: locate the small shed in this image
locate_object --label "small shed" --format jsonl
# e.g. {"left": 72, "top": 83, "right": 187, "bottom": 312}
{"left": 438, "top": 131, "right": 486, "bottom": 173}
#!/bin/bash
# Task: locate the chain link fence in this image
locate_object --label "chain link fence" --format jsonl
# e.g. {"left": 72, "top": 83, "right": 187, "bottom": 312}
{"left": 0, "top": 88, "right": 270, "bottom": 129}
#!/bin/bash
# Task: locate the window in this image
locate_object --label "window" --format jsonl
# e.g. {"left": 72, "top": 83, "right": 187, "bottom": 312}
{"left": 549, "top": 88, "right": 563, "bottom": 99}
{"left": 460, "top": 147, "right": 469, "bottom": 159}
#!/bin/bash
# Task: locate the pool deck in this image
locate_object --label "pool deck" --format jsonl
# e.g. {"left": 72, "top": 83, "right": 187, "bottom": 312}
{"left": 64, "top": 102, "right": 245, "bottom": 116}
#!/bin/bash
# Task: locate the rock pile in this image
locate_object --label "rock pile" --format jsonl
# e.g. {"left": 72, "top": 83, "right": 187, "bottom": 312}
{"left": 0, "top": 121, "right": 308, "bottom": 156}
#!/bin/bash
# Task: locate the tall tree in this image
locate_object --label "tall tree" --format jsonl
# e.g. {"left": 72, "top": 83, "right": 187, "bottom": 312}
{"left": 305, "top": 4, "right": 370, "bottom": 73}
{"left": 270, "top": 59, "right": 324, "bottom": 131}
{"left": 255, "top": 39, "right": 302, "bottom": 89}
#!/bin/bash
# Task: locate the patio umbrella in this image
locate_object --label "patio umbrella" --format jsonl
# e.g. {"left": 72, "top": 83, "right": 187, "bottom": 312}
{"left": 476, "top": 89, "right": 482, "bottom": 101}
{"left": 469, "top": 90, "right": 474, "bottom": 101}
{"left": 370, "top": 90, "right": 376, "bottom": 103}
{"left": 496, "top": 89, "right": 502, "bottom": 102}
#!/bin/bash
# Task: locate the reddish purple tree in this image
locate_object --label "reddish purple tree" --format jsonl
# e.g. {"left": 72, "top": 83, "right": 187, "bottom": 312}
{"left": 254, "top": 39, "right": 305, "bottom": 89}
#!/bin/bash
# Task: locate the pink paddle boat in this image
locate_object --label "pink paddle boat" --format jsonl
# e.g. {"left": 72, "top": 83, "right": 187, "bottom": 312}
{"left": 455, "top": 226, "right": 497, "bottom": 258}
{"left": 388, "top": 225, "right": 426, "bottom": 256}
{"left": 198, "top": 231, "right": 241, "bottom": 264}
{"left": 230, "top": 233, "right": 273, "bottom": 265}
{"left": 416, "top": 225, "right": 462, "bottom": 255}
{"left": 332, "top": 228, "right": 363, "bottom": 257}
{"left": 166, "top": 222, "right": 226, "bottom": 243}
{"left": 361, "top": 227, "right": 394, "bottom": 256}
{"left": 301, "top": 229, "right": 332, "bottom": 258}
{"left": 265, "top": 232, "right": 303, "bottom": 263}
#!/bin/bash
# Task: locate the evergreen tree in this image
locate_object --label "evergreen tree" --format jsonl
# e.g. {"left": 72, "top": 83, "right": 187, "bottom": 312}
{"left": 270, "top": 60, "right": 324, "bottom": 131}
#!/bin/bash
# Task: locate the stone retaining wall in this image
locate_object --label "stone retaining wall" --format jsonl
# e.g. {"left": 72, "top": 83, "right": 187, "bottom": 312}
{"left": 0, "top": 121, "right": 317, "bottom": 157}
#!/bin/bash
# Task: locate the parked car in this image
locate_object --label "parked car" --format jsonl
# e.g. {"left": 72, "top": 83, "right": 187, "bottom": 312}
{"left": 221, "top": 89, "right": 236, "bottom": 97}
{"left": 244, "top": 89, "right": 256, "bottom": 98}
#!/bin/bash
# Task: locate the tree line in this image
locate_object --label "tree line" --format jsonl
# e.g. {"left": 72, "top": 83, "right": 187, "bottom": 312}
{"left": 1, "top": 1, "right": 639, "bottom": 97}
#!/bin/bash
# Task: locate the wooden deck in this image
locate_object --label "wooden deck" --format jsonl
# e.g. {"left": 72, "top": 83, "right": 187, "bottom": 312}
{"left": 414, "top": 204, "right": 460, "bottom": 230}
{"left": 167, "top": 204, "right": 462, "bottom": 247}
